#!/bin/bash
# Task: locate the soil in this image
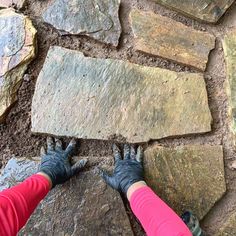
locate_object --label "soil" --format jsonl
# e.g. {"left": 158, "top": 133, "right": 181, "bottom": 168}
{"left": 0, "top": 0, "right": 236, "bottom": 235}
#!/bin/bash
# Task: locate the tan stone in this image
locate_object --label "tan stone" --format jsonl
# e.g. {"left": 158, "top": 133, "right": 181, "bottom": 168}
{"left": 151, "top": 0, "right": 234, "bottom": 23}
{"left": 130, "top": 9, "right": 215, "bottom": 71}
{"left": 217, "top": 212, "right": 236, "bottom": 236}
{"left": 144, "top": 145, "right": 226, "bottom": 219}
{"left": 222, "top": 29, "right": 236, "bottom": 135}
{"left": 0, "top": 9, "right": 36, "bottom": 123}
{"left": 31, "top": 46, "right": 212, "bottom": 143}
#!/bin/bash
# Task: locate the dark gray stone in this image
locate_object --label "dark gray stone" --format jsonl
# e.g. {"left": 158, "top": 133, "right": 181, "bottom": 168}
{"left": 43, "top": 0, "right": 121, "bottom": 46}
{"left": 0, "top": 156, "right": 134, "bottom": 236}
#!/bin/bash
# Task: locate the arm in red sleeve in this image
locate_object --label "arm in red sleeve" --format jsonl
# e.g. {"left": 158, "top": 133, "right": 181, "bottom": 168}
{"left": 0, "top": 174, "right": 50, "bottom": 236}
{"left": 130, "top": 186, "right": 192, "bottom": 236}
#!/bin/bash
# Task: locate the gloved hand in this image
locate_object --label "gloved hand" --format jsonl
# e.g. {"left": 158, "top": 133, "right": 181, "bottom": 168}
{"left": 100, "top": 144, "right": 144, "bottom": 196}
{"left": 38, "top": 137, "right": 87, "bottom": 188}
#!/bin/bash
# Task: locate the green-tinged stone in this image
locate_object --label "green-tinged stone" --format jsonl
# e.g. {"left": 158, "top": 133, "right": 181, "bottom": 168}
{"left": 0, "top": 157, "right": 134, "bottom": 235}
{"left": 217, "top": 212, "right": 236, "bottom": 236}
{"left": 151, "top": 0, "right": 234, "bottom": 23}
{"left": 31, "top": 46, "right": 212, "bottom": 143}
{"left": 0, "top": 0, "right": 26, "bottom": 8}
{"left": 223, "top": 29, "right": 236, "bottom": 135}
{"left": 43, "top": 0, "right": 121, "bottom": 47}
{"left": 0, "top": 9, "right": 36, "bottom": 123}
{"left": 131, "top": 9, "right": 215, "bottom": 71}
{"left": 144, "top": 145, "right": 226, "bottom": 219}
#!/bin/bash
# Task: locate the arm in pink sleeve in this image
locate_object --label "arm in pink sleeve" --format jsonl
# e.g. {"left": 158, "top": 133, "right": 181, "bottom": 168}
{"left": 0, "top": 174, "right": 50, "bottom": 236}
{"left": 130, "top": 186, "right": 192, "bottom": 236}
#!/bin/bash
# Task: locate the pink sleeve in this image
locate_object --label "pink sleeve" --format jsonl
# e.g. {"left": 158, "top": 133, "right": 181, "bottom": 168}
{"left": 130, "top": 186, "right": 192, "bottom": 236}
{"left": 0, "top": 174, "right": 50, "bottom": 236}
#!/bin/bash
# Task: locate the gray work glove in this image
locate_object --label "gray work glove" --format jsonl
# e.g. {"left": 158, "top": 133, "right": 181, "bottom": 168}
{"left": 100, "top": 144, "right": 144, "bottom": 195}
{"left": 39, "top": 137, "right": 87, "bottom": 188}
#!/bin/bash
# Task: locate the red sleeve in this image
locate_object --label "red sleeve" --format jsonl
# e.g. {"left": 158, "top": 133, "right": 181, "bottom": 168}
{"left": 0, "top": 174, "right": 50, "bottom": 236}
{"left": 130, "top": 186, "right": 192, "bottom": 236}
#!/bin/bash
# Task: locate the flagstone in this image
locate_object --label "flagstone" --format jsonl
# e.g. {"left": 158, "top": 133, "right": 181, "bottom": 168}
{"left": 0, "top": 9, "right": 36, "bottom": 123}
{"left": 31, "top": 46, "right": 212, "bottom": 143}
{"left": 0, "top": 156, "right": 134, "bottom": 235}
{"left": 144, "top": 145, "right": 226, "bottom": 219}
{"left": 130, "top": 9, "right": 215, "bottom": 71}
{"left": 151, "top": 0, "right": 234, "bottom": 23}
{"left": 43, "top": 0, "right": 121, "bottom": 47}
{"left": 222, "top": 29, "right": 236, "bottom": 135}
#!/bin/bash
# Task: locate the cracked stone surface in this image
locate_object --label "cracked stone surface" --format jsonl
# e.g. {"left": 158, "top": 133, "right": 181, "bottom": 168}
{"left": 31, "top": 46, "right": 212, "bottom": 143}
{"left": 151, "top": 0, "right": 234, "bottom": 23}
{"left": 223, "top": 29, "right": 236, "bottom": 135}
{"left": 43, "top": 0, "right": 121, "bottom": 47}
{"left": 0, "top": 156, "right": 134, "bottom": 236}
{"left": 130, "top": 9, "right": 215, "bottom": 71}
{"left": 144, "top": 145, "right": 226, "bottom": 219}
{"left": 217, "top": 212, "right": 236, "bottom": 236}
{"left": 0, "top": 9, "right": 36, "bottom": 123}
{"left": 0, "top": 0, "right": 26, "bottom": 8}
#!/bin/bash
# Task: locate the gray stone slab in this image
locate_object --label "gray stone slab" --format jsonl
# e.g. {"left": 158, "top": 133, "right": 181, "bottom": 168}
{"left": 151, "top": 0, "right": 234, "bottom": 23}
{"left": 144, "top": 145, "right": 226, "bottom": 219}
{"left": 0, "top": 156, "right": 134, "bottom": 236}
{"left": 31, "top": 46, "right": 212, "bottom": 143}
{"left": 43, "top": 0, "right": 121, "bottom": 47}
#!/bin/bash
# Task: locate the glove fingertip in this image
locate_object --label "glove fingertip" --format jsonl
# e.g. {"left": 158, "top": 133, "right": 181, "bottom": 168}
{"left": 71, "top": 159, "right": 88, "bottom": 175}
{"left": 40, "top": 146, "right": 46, "bottom": 156}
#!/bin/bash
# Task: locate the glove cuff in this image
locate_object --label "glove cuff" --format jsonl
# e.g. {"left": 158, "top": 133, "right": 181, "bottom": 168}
{"left": 123, "top": 178, "right": 145, "bottom": 195}
{"left": 38, "top": 168, "right": 57, "bottom": 188}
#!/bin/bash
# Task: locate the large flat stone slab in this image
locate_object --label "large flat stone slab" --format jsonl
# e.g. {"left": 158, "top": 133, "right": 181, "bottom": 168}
{"left": 130, "top": 9, "right": 215, "bottom": 71}
{"left": 0, "top": 156, "right": 134, "bottom": 236}
{"left": 0, "top": 9, "right": 36, "bottom": 123}
{"left": 31, "top": 46, "right": 212, "bottom": 143}
{"left": 144, "top": 145, "right": 226, "bottom": 219}
{"left": 151, "top": 0, "right": 234, "bottom": 23}
{"left": 223, "top": 29, "right": 236, "bottom": 135}
{"left": 217, "top": 212, "right": 236, "bottom": 236}
{"left": 43, "top": 0, "right": 121, "bottom": 47}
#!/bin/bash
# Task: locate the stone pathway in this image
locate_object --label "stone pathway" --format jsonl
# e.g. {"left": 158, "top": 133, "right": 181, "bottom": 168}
{"left": 0, "top": 9, "right": 36, "bottom": 123}
{"left": 31, "top": 46, "right": 212, "bottom": 143}
{"left": 0, "top": 0, "right": 236, "bottom": 235}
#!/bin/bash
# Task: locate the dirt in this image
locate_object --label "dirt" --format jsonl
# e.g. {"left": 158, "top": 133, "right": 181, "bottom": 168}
{"left": 0, "top": 0, "right": 236, "bottom": 235}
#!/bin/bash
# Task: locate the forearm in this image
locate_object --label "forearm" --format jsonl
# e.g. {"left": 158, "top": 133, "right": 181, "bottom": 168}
{"left": 129, "top": 185, "right": 192, "bottom": 236}
{"left": 0, "top": 174, "right": 50, "bottom": 236}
